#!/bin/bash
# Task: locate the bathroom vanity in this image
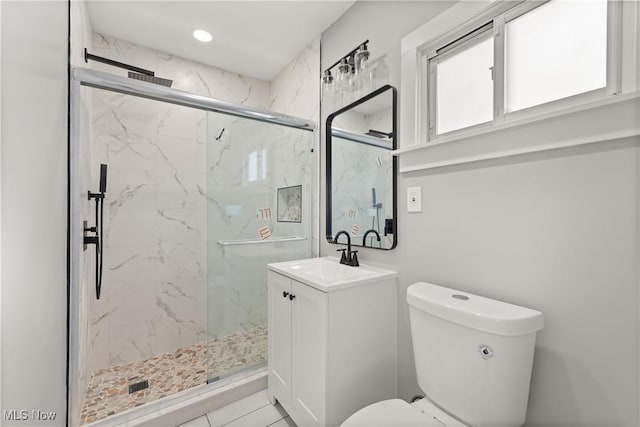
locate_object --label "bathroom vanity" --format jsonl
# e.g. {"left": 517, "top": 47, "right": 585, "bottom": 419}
{"left": 267, "top": 257, "right": 398, "bottom": 427}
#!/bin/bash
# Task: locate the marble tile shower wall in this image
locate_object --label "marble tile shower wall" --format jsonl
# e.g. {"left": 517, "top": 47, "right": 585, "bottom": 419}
{"left": 88, "top": 33, "right": 272, "bottom": 371}
{"left": 271, "top": 37, "right": 320, "bottom": 237}
{"left": 270, "top": 37, "right": 320, "bottom": 121}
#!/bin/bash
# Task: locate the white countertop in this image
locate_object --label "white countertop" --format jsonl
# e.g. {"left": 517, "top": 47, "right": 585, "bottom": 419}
{"left": 268, "top": 256, "right": 398, "bottom": 292}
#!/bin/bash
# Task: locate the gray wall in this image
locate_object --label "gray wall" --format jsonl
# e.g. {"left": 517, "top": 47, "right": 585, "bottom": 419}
{"left": 1, "top": 1, "right": 69, "bottom": 425}
{"left": 321, "top": 1, "right": 453, "bottom": 90}
{"left": 321, "top": 2, "right": 639, "bottom": 426}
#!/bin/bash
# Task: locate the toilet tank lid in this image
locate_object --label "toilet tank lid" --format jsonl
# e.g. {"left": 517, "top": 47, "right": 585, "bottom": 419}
{"left": 407, "top": 282, "right": 544, "bottom": 336}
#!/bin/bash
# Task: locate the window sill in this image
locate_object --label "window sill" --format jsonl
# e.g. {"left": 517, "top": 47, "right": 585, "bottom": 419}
{"left": 393, "top": 92, "right": 640, "bottom": 172}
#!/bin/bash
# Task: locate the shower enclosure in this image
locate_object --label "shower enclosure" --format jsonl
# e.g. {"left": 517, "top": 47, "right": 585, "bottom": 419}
{"left": 69, "top": 69, "right": 316, "bottom": 425}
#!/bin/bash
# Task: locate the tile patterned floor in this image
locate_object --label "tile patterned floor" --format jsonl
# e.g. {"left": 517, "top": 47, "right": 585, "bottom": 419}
{"left": 80, "top": 326, "right": 267, "bottom": 425}
{"left": 178, "top": 390, "right": 296, "bottom": 427}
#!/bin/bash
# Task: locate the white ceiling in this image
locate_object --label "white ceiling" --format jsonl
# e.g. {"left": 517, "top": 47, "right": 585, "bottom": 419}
{"left": 86, "top": 1, "right": 356, "bottom": 81}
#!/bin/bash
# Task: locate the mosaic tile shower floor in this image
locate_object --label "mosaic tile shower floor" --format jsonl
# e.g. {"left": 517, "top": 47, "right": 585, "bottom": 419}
{"left": 80, "top": 326, "right": 267, "bottom": 425}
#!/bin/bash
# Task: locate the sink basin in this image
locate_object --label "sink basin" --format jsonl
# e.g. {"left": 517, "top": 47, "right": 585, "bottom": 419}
{"left": 268, "top": 256, "right": 397, "bottom": 292}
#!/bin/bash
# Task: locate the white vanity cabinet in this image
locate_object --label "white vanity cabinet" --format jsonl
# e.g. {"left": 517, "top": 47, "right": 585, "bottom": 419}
{"left": 267, "top": 257, "right": 397, "bottom": 427}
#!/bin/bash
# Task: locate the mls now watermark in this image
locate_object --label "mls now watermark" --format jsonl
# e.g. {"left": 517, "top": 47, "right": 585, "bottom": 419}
{"left": 3, "top": 409, "right": 57, "bottom": 421}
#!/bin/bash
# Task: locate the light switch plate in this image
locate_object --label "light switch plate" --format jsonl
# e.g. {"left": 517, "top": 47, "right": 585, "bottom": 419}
{"left": 407, "top": 186, "right": 422, "bottom": 212}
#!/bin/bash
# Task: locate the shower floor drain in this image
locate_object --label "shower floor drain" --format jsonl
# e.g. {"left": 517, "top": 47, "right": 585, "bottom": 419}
{"left": 128, "top": 380, "right": 149, "bottom": 394}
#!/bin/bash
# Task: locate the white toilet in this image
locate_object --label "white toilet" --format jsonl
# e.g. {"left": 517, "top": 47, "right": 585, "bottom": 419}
{"left": 341, "top": 282, "right": 544, "bottom": 427}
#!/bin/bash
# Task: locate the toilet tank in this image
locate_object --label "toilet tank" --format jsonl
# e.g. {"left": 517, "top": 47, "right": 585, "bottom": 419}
{"left": 407, "top": 282, "right": 544, "bottom": 427}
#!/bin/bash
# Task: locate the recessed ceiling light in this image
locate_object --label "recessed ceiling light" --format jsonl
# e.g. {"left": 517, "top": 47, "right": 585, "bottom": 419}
{"left": 193, "top": 29, "right": 212, "bottom": 43}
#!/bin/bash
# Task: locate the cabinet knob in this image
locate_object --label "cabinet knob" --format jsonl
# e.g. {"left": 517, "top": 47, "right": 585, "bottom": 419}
{"left": 289, "top": 294, "right": 296, "bottom": 301}
{"left": 282, "top": 291, "right": 289, "bottom": 298}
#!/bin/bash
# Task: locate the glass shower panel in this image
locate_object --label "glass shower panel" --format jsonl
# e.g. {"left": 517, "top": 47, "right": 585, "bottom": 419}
{"left": 79, "top": 92, "right": 210, "bottom": 424}
{"left": 206, "top": 113, "right": 314, "bottom": 381}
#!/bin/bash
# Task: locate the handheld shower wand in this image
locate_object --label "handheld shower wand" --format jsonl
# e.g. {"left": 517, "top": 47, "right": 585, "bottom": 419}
{"left": 99, "top": 163, "right": 107, "bottom": 193}
{"left": 84, "top": 164, "right": 108, "bottom": 299}
{"left": 371, "top": 188, "right": 382, "bottom": 234}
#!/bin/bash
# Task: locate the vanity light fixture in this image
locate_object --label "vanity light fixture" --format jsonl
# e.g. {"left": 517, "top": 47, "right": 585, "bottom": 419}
{"left": 322, "top": 40, "right": 373, "bottom": 106}
{"left": 192, "top": 29, "right": 213, "bottom": 43}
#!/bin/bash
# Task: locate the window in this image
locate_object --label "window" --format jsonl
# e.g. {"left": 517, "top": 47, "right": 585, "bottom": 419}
{"left": 427, "top": 0, "right": 612, "bottom": 139}
{"left": 433, "top": 29, "right": 494, "bottom": 134}
{"left": 504, "top": 0, "right": 608, "bottom": 113}
{"left": 247, "top": 148, "right": 267, "bottom": 183}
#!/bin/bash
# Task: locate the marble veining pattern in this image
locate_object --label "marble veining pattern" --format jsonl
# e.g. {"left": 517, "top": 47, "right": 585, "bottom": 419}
{"left": 88, "top": 32, "right": 271, "bottom": 371}
{"left": 80, "top": 326, "right": 267, "bottom": 425}
{"left": 269, "top": 37, "right": 321, "bottom": 247}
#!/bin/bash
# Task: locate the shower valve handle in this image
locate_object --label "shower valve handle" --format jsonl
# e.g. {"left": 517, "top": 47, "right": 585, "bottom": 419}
{"left": 289, "top": 294, "right": 296, "bottom": 301}
{"left": 283, "top": 291, "right": 289, "bottom": 298}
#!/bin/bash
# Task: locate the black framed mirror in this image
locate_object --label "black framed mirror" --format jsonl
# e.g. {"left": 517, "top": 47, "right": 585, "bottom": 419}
{"left": 326, "top": 85, "right": 397, "bottom": 250}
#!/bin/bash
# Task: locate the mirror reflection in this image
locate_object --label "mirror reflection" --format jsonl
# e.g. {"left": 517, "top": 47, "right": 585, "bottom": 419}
{"left": 326, "top": 85, "right": 397, "bottom": 250}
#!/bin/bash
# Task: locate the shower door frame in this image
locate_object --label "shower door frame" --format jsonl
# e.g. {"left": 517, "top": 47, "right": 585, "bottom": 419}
{"left": 68, "top": 67, "right": 318, "bottom": 426}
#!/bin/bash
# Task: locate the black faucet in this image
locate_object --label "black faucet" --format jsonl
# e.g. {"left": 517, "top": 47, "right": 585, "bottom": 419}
{"left": 333, "top": 230, "right": 359, "bottom": 267}
{"left": 362, "top": 229, "right": 381, "bottom": 247}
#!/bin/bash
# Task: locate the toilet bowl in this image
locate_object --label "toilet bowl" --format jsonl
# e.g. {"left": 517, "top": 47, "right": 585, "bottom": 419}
{"left": 341, "top": 397, "right": 465, "bottom": 427}
{"left": 340, "top": 282, "right": 544, "bottom": 427}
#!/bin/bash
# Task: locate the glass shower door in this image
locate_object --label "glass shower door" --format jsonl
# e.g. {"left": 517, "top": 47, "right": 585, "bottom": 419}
{"left": 205, "top": 113, "right": 314, "bottom": 381}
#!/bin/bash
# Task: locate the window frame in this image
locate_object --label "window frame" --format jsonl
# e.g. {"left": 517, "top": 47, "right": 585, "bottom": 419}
{"left": 423, "top": 0, "right": 623, "bottom": 143}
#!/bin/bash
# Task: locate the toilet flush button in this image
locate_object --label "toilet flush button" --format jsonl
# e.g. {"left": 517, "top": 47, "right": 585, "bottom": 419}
{"left": 452, "top": 294, "right": 469, "bottom": 301}
{"left": 478, "top": 345, "right": 494, "bottom": 359}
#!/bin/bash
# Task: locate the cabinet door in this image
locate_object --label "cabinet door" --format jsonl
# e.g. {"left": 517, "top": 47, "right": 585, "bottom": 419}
{"left": 268, "top": 271, "right": 292, "bottom": 408}
{"left": 291, "top": 280, "right": 327, "bottom": 426}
